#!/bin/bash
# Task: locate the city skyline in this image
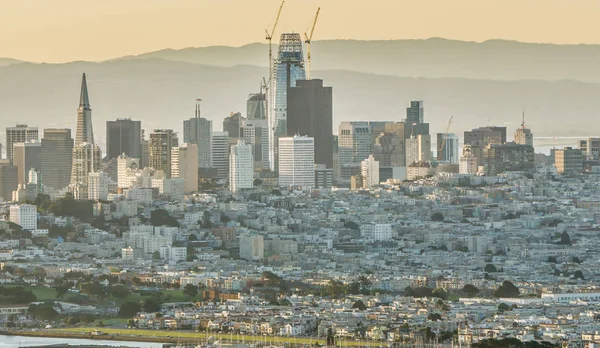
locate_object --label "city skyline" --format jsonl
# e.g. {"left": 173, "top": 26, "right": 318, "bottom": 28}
{"left": 4, "top": 0, "right": 600, "bottom": 63}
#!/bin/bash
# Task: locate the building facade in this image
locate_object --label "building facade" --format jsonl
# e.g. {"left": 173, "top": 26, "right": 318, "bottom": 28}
{"left": 229, "top": 140, "right": 254, "bottom": 193}
{"left": 41, "top": 128, "right": 73, "bottom": 191}
{"left": 106, "top": 118, "right": 142, "bottom": 160}
{"left": 287, "top": 79, "right": 333, "bottom": 169}
{"left": 9, "top": 204, "right": 37, "bottom": 230}
{"left": 183, "top": 102, "right": 212, "bottom": 168}
{"left": 361, "top": 155, "right": 380, "bottom": 189}
{"left": 5, "top": 125, "right": 38, "bottom": 161}
{"left": 555, "top": 147, "right": 584, "bottom": 175}
{"left": 338, "top": 122, "right": 372, "bottom": 185}
{"left": 12, "top": 141, "right": 41, "bottom": 186}
{"left": 278, "top": 136, "right": 315, "bottom": 188}
{"left": 149, "top": 129, "right": 179, "bottom": 178}
{"left": 437, "top": 133, "right": 459, "bottom": 164}
{"left": 222, "top": 112, "right": 246, "bottom": 139}
{"left": 171, "top": 143, "right": 199, "bottom": 193}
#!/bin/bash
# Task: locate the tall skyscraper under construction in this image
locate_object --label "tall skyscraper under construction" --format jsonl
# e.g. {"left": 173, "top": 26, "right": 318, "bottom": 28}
{"left": 271, "top": 33, "right": 306, "bottom": 173}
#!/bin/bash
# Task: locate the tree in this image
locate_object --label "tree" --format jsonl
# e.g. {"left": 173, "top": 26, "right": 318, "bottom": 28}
{"left": 150, "top": 209, "right": 179, "bottom": 227}
{"left": 152, "top": 251, "right": 161, "bottom": 260}
{"left": 498, "top": 303, "right": 510, "bottom": 313}
{"left": 352, "top": 300, "right": 367, "bottom": 311}
{"left": 431, "top": 212, "right": 444, "bottom": 222}
{"left": 119, "top": 302, "right": 141, "bottom": 318}
{"left": 494, "top": 281, "right": 520, "bottom": 298}
{"left": 31, "top": 305, "right": 59, "bottom": 321}
{"left": 432, "top": 288, "right": 449, "bottom": 300}
{"left": 571, "top": 256, "right": 582, "bottom": 264}
{"left": 427, "top": 313, "right": 442, "bottom": 321}
{"left": 461, "top": 284, "right": 480, "bottom": 297}
{"left": 201, "top": 211, "right": 213, "bottom": 228}
{"left": 143, "top": 298, "right": 162, "bottom": 313}
{"left": 110, "top": 284, "right": 130, "bottom": 298}
{"left": 188, "top": 234, "right": 198, "bottom": 242}
{"left": 484, "top": 264, "right": 498, "bottom": 273}
{"left": 183, "top": 284, "right": 198, "bottom": 298}
{"left": 573, "top": 270, "right": 585, "bottom": 280}
{"left": 559, "top": 231, "right": 571, "bottom": 245}
{"left": 547, "top": 256, "right": 558, "bottom": 263}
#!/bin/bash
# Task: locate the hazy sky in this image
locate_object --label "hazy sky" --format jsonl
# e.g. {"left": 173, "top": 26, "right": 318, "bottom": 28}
{"left": 2, "top": 0, "right": 599, "bottom": 63}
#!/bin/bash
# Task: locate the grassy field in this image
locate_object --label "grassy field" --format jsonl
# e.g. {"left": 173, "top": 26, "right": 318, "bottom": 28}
{"left": 54, "top": 327, "right": 368, "bottom": 346}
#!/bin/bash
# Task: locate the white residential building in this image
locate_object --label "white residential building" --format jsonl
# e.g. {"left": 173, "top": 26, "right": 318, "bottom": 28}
{"left": 88, "top": 172, "right": 110, "bottom": 200}
{"left": 117, "top": 155, "right": 140, "bottom": 189}
{"left": 171, "top": 143, "right": 199, "bottom": 193}
{"left": 229, "top": 140, "right": 254, "bottom": 193}
{"left": 239, "top": 235, "right": 264, "bottom": 261}
{"left": 361, "top": 155, "right": 379, "bottom": 188}
{"left": 152, "top": 178, "right": 184, "bottom": 200}
{"left": 459, "top": 151, "right": 478, "bottom": 175}
{"left": 159, "top": 246, "right": 187, "bottom": 262}
{"left": 360, "top": 223, "right": 392, "bottom": 241}
{"left": 278, "top": 136, "right": 315, "bottom": 188}
{"left": 121, "top": 247, "right": 134, "bottom": 260}
{"left": 9, "top": 204, "right": 37, "bottom": 230}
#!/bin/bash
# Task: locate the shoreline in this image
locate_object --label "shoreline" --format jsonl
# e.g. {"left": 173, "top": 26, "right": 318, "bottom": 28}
{"left": 1, "top": 330, "right": 184, "bottom": 345}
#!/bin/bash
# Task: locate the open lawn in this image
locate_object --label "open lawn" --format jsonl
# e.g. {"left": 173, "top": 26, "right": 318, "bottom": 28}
{"left": 54, "top": 327, "right": 366, "bottom": 346}
{"left": 3, "top": 285, "right": 57, "bottom": 301}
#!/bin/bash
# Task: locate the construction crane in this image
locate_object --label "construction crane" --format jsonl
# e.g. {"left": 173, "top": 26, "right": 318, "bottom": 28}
{"left": 265, "top": 1, "right": 285, "bottom": 94}
{"left": 437, "top": 116, "right": 454, "bottom": 160}
{"left": 304, "top": 7, "right": 321, "bottom": 80}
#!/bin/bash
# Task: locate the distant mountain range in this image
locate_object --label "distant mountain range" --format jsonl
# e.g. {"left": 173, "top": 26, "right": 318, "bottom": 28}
{"left": 1, "top": 38, "right": 600, "bottom": 149}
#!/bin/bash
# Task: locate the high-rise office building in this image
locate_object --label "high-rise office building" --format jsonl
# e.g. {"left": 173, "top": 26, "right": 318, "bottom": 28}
{"left": 287, "top": 79, "right": 333, "bottom": 169}
{"left": 247, "top": 92, "right": 267, "bottom": 120}
{"left": 579, "top": 137, "right": 600, "bottom": 161}
{"left": 106, "top": 118, "right": 142, "bottom": 160}
{"left": 70, "top": 143, "right": 102, "bottom": 199}
{"left": 278, "top": 136, "right": 315, "bottom": 188}
{"left": 183, "top": 101, "right": 212, "bottom": 168}
{"left": 211, "top": 131, "right": 230, "bottom": 180}
{"left": 406, "top": 101, "right": 424, "bottom": 124}
{"left": 222, "top": 112, "right": 246, "bottom": 139}
{"left": 149, "top": 129, "right": 178, "bottom": 178}
{"left": 405, "top": 134, "right": 431, "bottom": 166}
{"left": 464, "top": 126, "right": 507, "bottom": 166}
{"left": 6, "top": 125, "right": 38, "bottom": 161}
{"left": 229, "top": 140, "right": 254, "bottom": 193}
{"left": 41, "top": 129, "right": 73, "bottom": 191}
{"left": 271, "top": 33, "right": 306, "bottom": 172}
{"left": 514, "top": 113, "right": 534, "bottom": 147}
{"left": 555, "top": 147, "right": 584, "bottom": 175}
{"left": 12, "top": 141, "right": 42, "bottom": 186}
{"left": 242, "top": 121, "right": 269, "bottom": 170}
{"left": 436, "top": 133, "right": 459, "bottom": 164}
{"left": 75, "top": 73, "right": 94, "bottom": 146}
{"left": 484, "top": 142, "right": 535, "bottom": 176}
{"left": 0, "top": 163, "right": 18, "bottom": 201}
{"left": 338, "top": 122, "right": 372, "bottom": 185}
{"left": 117, "top": 155, "right": 140, "bottom": 189}
{"left": 361, "top": 155, "right": 380, "bottom": 189}
{"left": 171, "top": 143, "right": 199, "bottom": 193}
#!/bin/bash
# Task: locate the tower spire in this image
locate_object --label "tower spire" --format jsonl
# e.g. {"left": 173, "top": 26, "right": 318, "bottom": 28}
{"left": 195, "top": 98, "right": 202, "bottom": 118}
{"left": 79, "top": 73, "right": 90, "bottom": 109}
{"left": 522, "top": 109, "right": 525, "bottom": 129}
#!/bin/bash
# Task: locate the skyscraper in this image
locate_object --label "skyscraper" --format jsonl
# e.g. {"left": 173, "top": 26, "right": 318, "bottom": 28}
{"left": 242, "top": 120, "right": 269, "bottom": 171}
{"left": 579, "top": 137, "right": 600, "bottom": 161}
{"left": 229, "top": 140, "right": 253, "bottom": 193}
{"left": 287, "top": 79, "right": 333, "bottom": 169}
{"left": 149, "top": 129, "right": 179, "bottom": 178}
{"left": 514, "top": 112, "right": 534, "bottom": 147}
{"left": 183, "top": 101, "right": 212, "bottom": 168}
{"left": 361, "top": 155, "right": 380, "bottom": 189}
{"left": 436, "top": 133, "right": 459, "bottom": 164}
{"left": 75, "top": 73, "right": 94, "bottom": 146}
{"left": 406, "top": 101, "right": 424, "bottom": 124}
{"left": 211, "top": 131, "right": 230, "bottom": 180}
{"left": 222, "top": 112, "right": 246, "bottom": 139}
{"left": 405, "top": 134, "right": 431, "bottom": 166}
{"left": 0, "top": 163, "right": 18, "bottom": 201}
{"left": 271, "top": 33, "right": 306, "bottom": 172}
{"left": 41, "top": 129, "right": 73, "bottom": 190}
{"left": 13, "top": 141, "right": 42, "bottom": 185}
{"left": 70, "top": 73, "right": 102, "bottom": 199}
{"left": 6, "top": 125, "right": 38, "bottom": 161}
{"left": 106, "top": 118, "right": 142, "bottom": 160}
{"left": 87, "top": 172, "right": 110, "bottom": 201}
{"left": 555, "top": 147, "right": 584, "bottom": 175}
{"left": 171, "top": 143, "right": 199, "bottom": 193}
{"left": 278, "top": 136, "right": 315, "bottom": 188}
{"left": 464, "top": 126, "right": 507, "bottom": 166}
{"left": 247, "top": 92, "right": 267, "bottom": 120}
{"left": 338, "top": 122, "right": 372, "bottom": 185}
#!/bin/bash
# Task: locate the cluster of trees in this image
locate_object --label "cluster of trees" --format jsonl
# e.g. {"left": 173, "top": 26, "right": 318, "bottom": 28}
{"left": 494, "top": 281, "right": 520, "bottom": 298}
{"left": 28, "top": 302, "right": 59, "bottom": 321}
{"left": 404, "top": 287, "right": 449, "bottom": 300}
{"left": 150, "top": 209, "right": 179, "bottom": 227}
{"left": 0, "top": 286, "right": 37, "bottom": 304}
{"left": 322, "top": 276, "right": 372, "bottom": 298}
{"left": 118, "top": 298, "right": 162, "bottom": 318}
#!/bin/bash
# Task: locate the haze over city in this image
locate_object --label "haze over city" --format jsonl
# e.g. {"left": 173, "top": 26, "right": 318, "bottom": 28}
{"left": 3, "top": 2, "right": 600, "bottom": 348}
